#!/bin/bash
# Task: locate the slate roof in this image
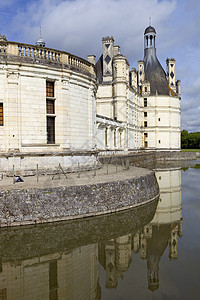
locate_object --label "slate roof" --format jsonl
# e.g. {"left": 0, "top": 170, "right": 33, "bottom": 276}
{"left": 95, "top": 55, "right": 103, "bottom": 83}
{"left": 144, "top": 48, "right": 173, "bottom": 96}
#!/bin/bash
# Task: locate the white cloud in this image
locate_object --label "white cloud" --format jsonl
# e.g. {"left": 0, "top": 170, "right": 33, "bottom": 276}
{"left": 9, "top": 0, "right": 177, "bottom": 60}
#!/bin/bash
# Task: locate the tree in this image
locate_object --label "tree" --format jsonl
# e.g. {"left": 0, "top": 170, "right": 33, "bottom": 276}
{"left": 181, "top": 130, "right": 200, "bottom": 149}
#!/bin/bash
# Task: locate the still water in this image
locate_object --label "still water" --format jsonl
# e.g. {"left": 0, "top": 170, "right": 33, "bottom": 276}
{"left": 0, "top": 161, "right": 200, "bottom": 300}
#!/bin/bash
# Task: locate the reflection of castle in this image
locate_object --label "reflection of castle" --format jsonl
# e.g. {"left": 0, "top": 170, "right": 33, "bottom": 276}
{"left": 98, "top": 235, "right": 132, "bottom": 288}
{"left": 0, "top": 244, "right": 100, "bottom": 300}
{"left": 99, "top": 168, "right": 182, "bottom": 292}
{"left": 135, "top": 168, "right": 183, "bottom": 292}
{"left": 0, "top": 195, "right": 157, "bottom": 300}
{"left": 0, "top": 169, "right": 182, "bottom": 297}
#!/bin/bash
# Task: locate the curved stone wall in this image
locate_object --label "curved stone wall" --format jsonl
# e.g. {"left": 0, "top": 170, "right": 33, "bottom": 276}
{"left": 0, "top": 42, "right": 96, "bottom": 173}
{"left": 0, "top": 170, "right": 159, "bottom": 227}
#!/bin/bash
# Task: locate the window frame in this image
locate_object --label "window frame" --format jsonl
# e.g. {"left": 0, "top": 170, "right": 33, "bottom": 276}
{"left": 0, "top": 103, "right": 3, "bottom": 126}
{"left": 46, "top": 81, "right": 54, "bottom": 98}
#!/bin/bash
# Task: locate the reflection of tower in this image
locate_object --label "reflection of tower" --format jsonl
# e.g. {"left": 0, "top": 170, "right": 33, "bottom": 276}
{"left": 153, "top": 168, "right": 182, "bottom": 225}
{"left": 133, "top": 230, "right": 140, "bottom": 253}
{"left": 147, "top": 225, "right": 171, "bottom": 291}
{"left": 140, "top": 224, "right": 152, "bottom": 259}
{"left": 105, "top": 240, "right": 117, "bottom": 289}
{"left": 98, "top": 234, "right": 132, "bottom": 289}
{"left": 138, "top": 167, "right": 182, "bottom": 292}
{"left": 115, "top": 235, "right": 132, "bottom": 274}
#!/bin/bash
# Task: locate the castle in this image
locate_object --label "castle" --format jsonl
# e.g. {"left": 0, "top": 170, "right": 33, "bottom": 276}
{"left": 95, "top": 26, "right": 181, "bottom": 153}
{"left": 0, "top": 25, "right": 181, "bottom": 173}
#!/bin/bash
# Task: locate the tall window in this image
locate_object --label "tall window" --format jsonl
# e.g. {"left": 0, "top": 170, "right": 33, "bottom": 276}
{"left": 46, "top": 81, "right": 55, "bottom": 144}
{"left": 114, "top": 129, "right": 116, "bottom": 147}
{"left": 144, "top": 121, "right": 147, "bottom": 127}
{"left": 0, "top": 103, "right": 3, "bottom": 126}
{"left": 144, "top": 112, "right": 147, "bottom": 117}
{"left": 105, "top": 128, "right": 108, "bottom": 147}
{"left": 47, "top": 117, "right": 55, "bottom": 144}
{"left": 144, "top": 98, "right": 147, "bottom": 107}
{"left": 119, "top": 132, "right": 122, "bottom": 147}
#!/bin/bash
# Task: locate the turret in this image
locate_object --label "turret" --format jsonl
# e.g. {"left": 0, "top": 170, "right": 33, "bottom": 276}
{"left": 36, "top": 27, "right": 46, "bottom": 47}
{"left": 138, "top": 60, "right": 144, "bottom": 88}
{"left": 143, "top": 25, "right": 170, "bottom": 96}
{"left": 176, "top": 80, "right": 181, "bottom": 97}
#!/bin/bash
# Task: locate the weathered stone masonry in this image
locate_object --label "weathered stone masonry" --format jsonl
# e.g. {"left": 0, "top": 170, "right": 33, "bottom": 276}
{"left": 0, "top": 170, "right": 159, "bottom": 227}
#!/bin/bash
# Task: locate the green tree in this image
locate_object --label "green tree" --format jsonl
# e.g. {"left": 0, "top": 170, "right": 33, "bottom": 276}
{"left": 181, "top": 130, "right": 200, "bottom": 149}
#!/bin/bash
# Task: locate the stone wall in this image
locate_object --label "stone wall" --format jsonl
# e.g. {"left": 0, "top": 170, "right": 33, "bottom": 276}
{"left": 99, "top": 151, "right": 198, "bottom": 167}
{"left": 0, "top": 170, "right": 159, "bottom": 227}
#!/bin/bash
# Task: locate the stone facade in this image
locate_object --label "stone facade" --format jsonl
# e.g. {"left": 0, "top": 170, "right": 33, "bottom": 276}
{"left": 0, "top": 41, "right": 97, "bottom": 173}
{"left": 0, "top": 25, "right": 181, "bottom": 173}
{"left": 95, "top": 26, "right": 181, "bottom": 153}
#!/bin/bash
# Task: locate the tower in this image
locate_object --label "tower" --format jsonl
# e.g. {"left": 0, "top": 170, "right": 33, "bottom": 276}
{"left": 143, "top": 25, "right": 169, "bottom": 96}
{"left": 140, "top": 24, "right": 181, "bottom": 150}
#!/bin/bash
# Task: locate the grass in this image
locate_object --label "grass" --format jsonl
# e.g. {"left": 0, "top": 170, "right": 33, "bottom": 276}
{"left": 181, "top": 149, "right": 200, "bottom": 152}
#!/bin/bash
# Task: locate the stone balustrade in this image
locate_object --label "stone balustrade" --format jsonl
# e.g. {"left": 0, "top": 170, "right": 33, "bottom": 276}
{"left": 0, "top": 40, "right": 94, "bottom": 75}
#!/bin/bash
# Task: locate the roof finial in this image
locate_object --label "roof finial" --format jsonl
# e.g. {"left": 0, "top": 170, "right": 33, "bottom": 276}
{"left": 36, "top": 25, "right": 45, "bottom": 47}
{"left": 149, "top": 17, "right": 151, "bottom": 26}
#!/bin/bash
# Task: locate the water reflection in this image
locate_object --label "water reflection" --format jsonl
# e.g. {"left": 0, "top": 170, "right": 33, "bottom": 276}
{"left": 99, "top": 168, "right": 182, "bottom": 294}
{"left": 0, "top": 195, "right": 157, "bottom": 300}
{"left": 0, "top": 164, "right": 192, "bottom": 300}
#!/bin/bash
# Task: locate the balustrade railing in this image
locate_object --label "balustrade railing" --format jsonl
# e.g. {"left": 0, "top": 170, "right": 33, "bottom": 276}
{"left": 0, "top": 41, "right": 93, "bottom": 75}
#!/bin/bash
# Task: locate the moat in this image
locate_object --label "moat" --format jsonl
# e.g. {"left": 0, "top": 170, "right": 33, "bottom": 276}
{"left": 0, "top": 160, "right": 199, "bottom": 300}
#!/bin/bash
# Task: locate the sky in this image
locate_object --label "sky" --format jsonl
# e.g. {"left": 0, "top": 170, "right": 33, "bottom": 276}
{"left": 0, "top": 0, "right": 199, "bottom": 132}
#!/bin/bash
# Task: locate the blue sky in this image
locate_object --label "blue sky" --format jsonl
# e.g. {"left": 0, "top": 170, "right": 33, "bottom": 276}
{"left": 0, "top": 0, "right": 199, "bottom": 132}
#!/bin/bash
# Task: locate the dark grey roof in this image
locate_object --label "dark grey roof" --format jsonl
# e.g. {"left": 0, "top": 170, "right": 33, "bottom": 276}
{"left": 144, "top": 26, "right": 156, "bottom": 35}
{"left": 95, "top": 55, "right": 103, "bottom": 83}
{"left": 144, "top": 48, "right": 172, "bottom": 96}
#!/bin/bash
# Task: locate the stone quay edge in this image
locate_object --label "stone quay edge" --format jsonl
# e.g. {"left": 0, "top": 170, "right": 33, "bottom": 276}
{"left": 0, "top": 167, "right": 159, "bottom": 227}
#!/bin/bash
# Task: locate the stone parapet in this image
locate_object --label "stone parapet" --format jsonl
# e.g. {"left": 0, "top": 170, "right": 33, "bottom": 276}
{"left": 0, "top": 40, "right": 95, "bottom": 77}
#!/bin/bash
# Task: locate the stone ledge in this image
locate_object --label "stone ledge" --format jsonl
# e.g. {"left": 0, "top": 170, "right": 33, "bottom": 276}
{"left": 0, "top": 169, "right": 159, "bottom": 227}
